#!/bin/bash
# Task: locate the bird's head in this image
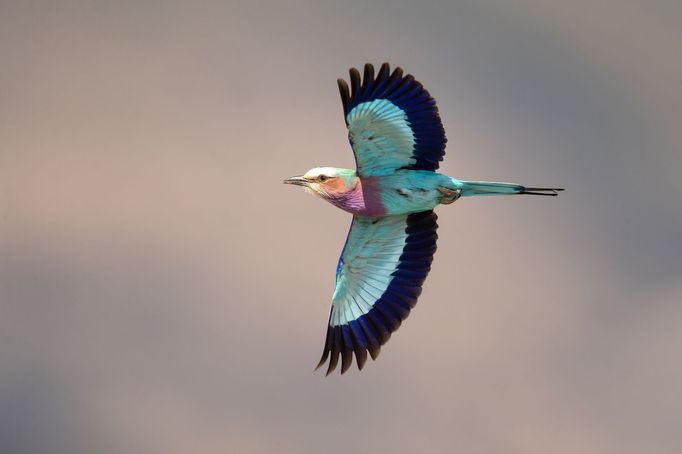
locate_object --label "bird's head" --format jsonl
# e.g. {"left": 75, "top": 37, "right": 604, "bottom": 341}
{"left": 284, "top": 167, "right": 357, "bottom": 199}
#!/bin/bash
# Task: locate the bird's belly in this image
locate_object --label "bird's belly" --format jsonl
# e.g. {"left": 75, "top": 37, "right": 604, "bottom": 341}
{"left": 327, "top": 186, "right": 439, "bottom": 216}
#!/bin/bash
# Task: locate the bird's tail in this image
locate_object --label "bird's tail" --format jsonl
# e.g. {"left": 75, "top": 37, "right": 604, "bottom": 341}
{"left": 459, "top": 180, "right": 564, "bottom": 197}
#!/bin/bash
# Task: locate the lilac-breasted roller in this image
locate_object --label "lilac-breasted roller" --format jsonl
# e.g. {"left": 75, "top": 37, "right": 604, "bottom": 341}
{"left": 285, "top": 63, "right": 563, "bottom": 375}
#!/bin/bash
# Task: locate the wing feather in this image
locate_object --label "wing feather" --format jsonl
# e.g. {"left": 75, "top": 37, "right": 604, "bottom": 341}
{"left": 316, "top": 211, "right": 438, "bottom": 374}
{"left": 339, "top": 63, "right": 447, "bottom": 176}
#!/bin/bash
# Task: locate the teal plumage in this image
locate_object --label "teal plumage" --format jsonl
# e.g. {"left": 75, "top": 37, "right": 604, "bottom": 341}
{"left": 285, "top": 63, "right": 563, "bottom": 374}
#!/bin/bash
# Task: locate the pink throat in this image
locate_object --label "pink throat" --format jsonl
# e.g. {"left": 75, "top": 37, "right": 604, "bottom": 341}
{"left": 326, "top": 177, "right": 385, "bottom": 216}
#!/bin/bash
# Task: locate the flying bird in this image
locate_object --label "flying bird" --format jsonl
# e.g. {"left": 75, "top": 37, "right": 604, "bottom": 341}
{"left": 285, "top": 63, "right": 563, "bottom": 375}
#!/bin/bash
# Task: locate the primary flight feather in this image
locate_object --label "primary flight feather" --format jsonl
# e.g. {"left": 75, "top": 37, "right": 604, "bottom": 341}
{"left": 284, "top": 63, "right": 563, "bottom": 375}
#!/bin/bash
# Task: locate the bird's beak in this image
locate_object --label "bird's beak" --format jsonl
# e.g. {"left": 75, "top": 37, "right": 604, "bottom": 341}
{"left": 283, "top": 176, "right": 309, "bottom": 187}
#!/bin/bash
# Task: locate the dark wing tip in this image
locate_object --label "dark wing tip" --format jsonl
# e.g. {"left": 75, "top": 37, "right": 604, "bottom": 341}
{"left": 340, "top": 351, "right": 353, "bottom": 374}
{"left": 348, "top": 67, "right": 362, "bottom": 100}
{"left": 363, "top": 63, "right": 375, "bottom": 83}
{"left": 326, "top": 350, "right": 340, "bottom": 376}
{"left": 316, "top": 332, "right": 381, "bottom": 376}
{"left": 337, "top": 78, "right": 350, "bottom": 114}
{"left": 355, "top": 347, "right": 368, "bottom": 370}
{"left": 314, "top": 324, "right": 333, "bottom": 371}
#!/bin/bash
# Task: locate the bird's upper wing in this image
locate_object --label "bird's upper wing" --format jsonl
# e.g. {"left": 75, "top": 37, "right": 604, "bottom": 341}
{"left": 338, "top": 63, "right": 447, "bottom": 176}
{"left": 316, "top": 211, "right": 439, "bottom": 374}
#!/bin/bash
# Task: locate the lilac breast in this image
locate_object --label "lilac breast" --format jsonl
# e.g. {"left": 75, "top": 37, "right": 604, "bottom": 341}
{"left": 328, "top": 177, "right": 385, "bottom": 216}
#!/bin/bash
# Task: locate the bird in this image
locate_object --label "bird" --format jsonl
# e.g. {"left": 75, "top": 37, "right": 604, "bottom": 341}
{"left": 284, "top": 63, "right": 563, "bottom": 375}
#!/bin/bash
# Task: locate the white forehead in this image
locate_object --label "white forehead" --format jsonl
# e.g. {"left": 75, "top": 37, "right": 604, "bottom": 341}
{"left": 303, "top": 167, "right": 337, "bottom": 178}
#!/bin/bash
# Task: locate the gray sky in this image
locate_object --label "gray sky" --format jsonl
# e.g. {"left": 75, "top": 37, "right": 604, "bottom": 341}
{"left": 1, "top": 1, "right": 681, "bottom": 453}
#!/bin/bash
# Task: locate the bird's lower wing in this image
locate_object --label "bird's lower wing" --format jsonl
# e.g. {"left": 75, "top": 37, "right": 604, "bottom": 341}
{"left": 317, "top": 211, "right": 439, "bottom": 375}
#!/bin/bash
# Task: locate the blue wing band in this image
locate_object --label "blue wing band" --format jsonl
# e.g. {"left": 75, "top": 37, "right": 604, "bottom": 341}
{"left": 338, "top": 63, "right": 447, "bottom": 172}
{"left": 316, "top": 211, "right": 438, "bottom": 374}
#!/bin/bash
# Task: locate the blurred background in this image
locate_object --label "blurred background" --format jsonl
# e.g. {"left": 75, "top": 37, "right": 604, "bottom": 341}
{"left": 1, "top": 1, "right": 681, "bottom": 453}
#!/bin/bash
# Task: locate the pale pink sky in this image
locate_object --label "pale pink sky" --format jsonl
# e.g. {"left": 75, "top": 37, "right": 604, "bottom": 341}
{"left": 1, "top": 1, "right": 681, "bottom": 453}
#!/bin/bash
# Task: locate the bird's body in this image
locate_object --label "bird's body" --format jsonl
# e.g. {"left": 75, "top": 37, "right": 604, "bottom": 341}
{"left": 293, "top": 168, "right": 456, "bottom": 216}
{"left": 285, "top": 63, "right": 563, "bottom": 374}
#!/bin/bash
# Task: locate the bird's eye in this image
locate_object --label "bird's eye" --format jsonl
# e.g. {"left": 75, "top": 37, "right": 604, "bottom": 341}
{"left": 318, "top": 175, "right": 328, "bottom": 182}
